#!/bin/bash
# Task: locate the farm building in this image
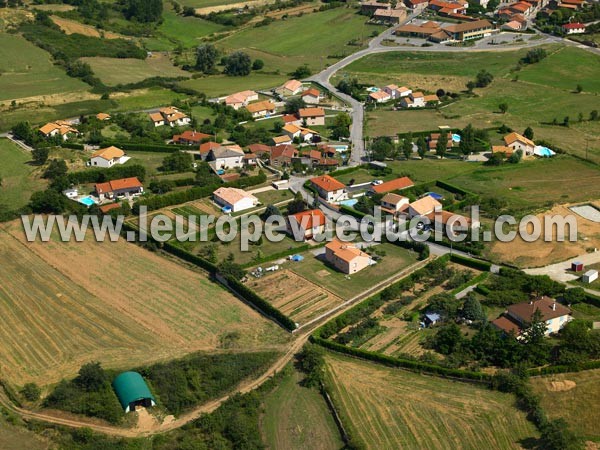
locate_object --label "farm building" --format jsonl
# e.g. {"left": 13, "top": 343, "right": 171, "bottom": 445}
{"left": 583, "top": 270, "right": 598, "bottom": 284}
{"left": 112, "top": 371, "right": 156, "bottom": 413}
{"left": 423, "top": 313, "right": 441, "bottom": 327}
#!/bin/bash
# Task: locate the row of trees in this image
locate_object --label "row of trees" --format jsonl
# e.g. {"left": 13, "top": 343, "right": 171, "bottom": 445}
{"left": 196, "top": 44, "right": 264, "bottom": 76}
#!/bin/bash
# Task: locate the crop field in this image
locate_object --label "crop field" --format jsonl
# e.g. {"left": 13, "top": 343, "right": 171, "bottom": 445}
{"left": 248, "top": 269, "right": 345, "bottom": 325}
{"left": 80, "top": 54, "right": 191, "bottom": 86}
{"left": 261, "top": 366, "right": 343, "bottom": 450}
{"left": 0, "top": 34, "right": 88, "bottom": 102}
{"left": 324, "top": 354, "right": 538, "bottom": 449}
{"left": 0, "top": 418, "right": 50, "bottom": 450}
{"left": 345, "top": 46, "right": 600, "bottom": 162}
{"left": 0, "top": 222, "right": 288, "bottom": 385}
{"left": 0, "top": 139, "right": 47, "bottom": 211}
{"left": 531, "top": 369, "right": 600, "bottom": 441}
{"left": 289, "top": 243, "right": 418, "bottom": 300}
{"left": 51, "top": 16, "right": 125, "bottom": 39}
{"left": 217, "top": 8, "right": 383, "bottom": 74}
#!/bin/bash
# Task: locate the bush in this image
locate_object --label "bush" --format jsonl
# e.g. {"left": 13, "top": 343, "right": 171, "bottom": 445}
{"left": 20, "top": 383, "right": 41, "bottom": 402}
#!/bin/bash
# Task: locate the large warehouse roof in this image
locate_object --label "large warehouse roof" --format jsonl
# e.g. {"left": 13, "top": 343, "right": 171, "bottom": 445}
{"left": 112, "top": 371, "right": 155, "bottom": 411}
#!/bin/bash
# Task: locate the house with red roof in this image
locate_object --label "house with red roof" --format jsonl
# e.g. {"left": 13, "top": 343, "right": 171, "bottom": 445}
{"left": 562, "top": 22, "right": 586, "bottom": 34}
{"left": 270, "top": 144, "right": 298, "bottom": 167}
{"left": 310, "top": 175, "right": 347, "bottom": 202}
{"left": 95, "top": 177, "right": 144, "bottom": 202}
{"left": 371, "top": 176, "right": 415, "bottom": 194}
{"left": 287, "top": 209, "right": 327, "bottom": 240}
{"left": 172, "top": 130, "right": 211, "bottom": 145}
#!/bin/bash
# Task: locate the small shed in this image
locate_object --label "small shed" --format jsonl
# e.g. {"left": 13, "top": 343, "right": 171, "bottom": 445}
{"left": 423, "top": 313, "right": 441, "bottom": 327}
{"left": 571, "top": 261, "right": 584, "bottom": 272}
{"left": 583, "top": 270, "right": 598, "bottom": 284}
{"left": 112, "top": 371, "right": 156, "bottom": 413}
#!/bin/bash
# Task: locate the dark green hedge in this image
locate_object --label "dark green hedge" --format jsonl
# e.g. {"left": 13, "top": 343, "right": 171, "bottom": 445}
{"left": 68, "top": 164, "right": 146, "bottom": 184}
{"left": 339, "top": 204, "right": 366, "bottom": 218}
{"left": 449, "top": 253, "right": 492, "bottom": 271}
{"left": 162, "top": 242, "right": 218, "bottom": 274}
{"left": 61, "top": 143, "right": 85, "bottom": 150}
{"left": 435, "top": 180, "right": 476, "bottom": 197}
{"left": 527, "top": 360, "right": 600, "bottom": 376}
{"left": 224, "top": 275, "right": 297, "bottom": 331}
{"left": 101, "top": 142, "right": 189, "bottom": 153}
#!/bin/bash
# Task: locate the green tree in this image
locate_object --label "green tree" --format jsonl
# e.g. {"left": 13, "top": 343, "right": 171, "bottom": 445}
{"left": 459, "top": 123, "right": 475, "bottom": 155}
{"left": 371, "top": 136, "right": 395, "bottom": 161}
{"left": 224, "top": 51, "right": 252, "bottom": 76}
{"left": 43, "top": 159, "right": 68, "bottom": 179}
{"left": 124, "top": 0, "right": 162, "bottom": 22}
{"left": 292, "top": 64, "right": 311, "bottom": 79}
{"left": 287, "top": 192, "right": 306, "bottom": 214}
{"left": 296, "top": 344, "right": 325, "bottom": 388}
{"left": 260, "top": 204, "right": 282, "bottom": 221}
{"left": 195, "top": 44, "right": 219, "bottom": 73}
{"left": 523, "top": 126, "right": 534, "bottom": 140}
{"left": 32, "top": 147, "right": 50, "bottom": 165}
{"left": 76, "top": 362, "right": 107, "bottom": 392}
{"left": 575, "top": 84, "right": 583, "bottom": 93}
{"left": 590, "top": 110, "right": 598, "bottom": 121}
{"left": 498, "top": 102, "right": 508, "bottom": 114}
{"left": 431, "top": 323, "right": 464, "bottom": 355}
{"left": 29, "top": 189, "right": 67, "bottom": 213}
{"left": 273, "top": 120, "right": 284, "bottom": 133}
{"left": 12, "top": 121, "right": 35, "bottom": 145}
{"left": 462, "top": 293, "right": 485, "bottom": 321}
{"left": 285, "top": 97, "right": 306, "bottom": 114}
{"left": 20, "top": 383, "right": 41, "bottom": 402}
{"left": 252, "top": 59, "right": 264, "bottom": 70}
{"left": 436, "top": 132, "right": 448, "bottom": 158}
{"left": 541, "top": 419, "right": 581, "bottom": 450}
{"left": 466, "top": 80, "right": 476, "bottom": 93}
{"left": 218, "top": 253, "right": 246, "bottom": 280}
{"left": 563, "top": 116, "right": 570, "bottom": 127}
{"left": 161, "top": 151, "right": 193, "bottom": 173}
{"left": 475, "top": 69, "right": 494, "bottom": 88}
{"left": 562, "top": 287, "right": 586, "bottom": 305}
{"left": 417, "top": 135, "right": 427, "bottom": 158}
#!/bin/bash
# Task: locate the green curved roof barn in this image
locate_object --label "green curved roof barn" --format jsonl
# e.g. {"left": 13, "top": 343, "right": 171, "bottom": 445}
{"left": 112, "top": 371, "right": 156, "bottom": 413}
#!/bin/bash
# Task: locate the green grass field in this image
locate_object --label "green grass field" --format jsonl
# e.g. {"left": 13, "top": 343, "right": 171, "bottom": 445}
{"left": 0, "top": 33, "right": 88, "bottom": 102}
{"left": 289, "top": 243, "right": 418, "bottom": 300}
{"left": 261, "top": 365, "right": 343, "bottom": 450}
{"left": 157, "top": 8, "right": 227, "bottom": 49}
{"left": 179, "top": 72, "right": 288, "bottom": 97}
{"left": 0, "top": 418, "right": 50, "bottom": 450}
{"left": 345, "top": 46, "right": 600, "bottom": 162}
{"left": 531, "top": 369, "right": 600, "bottom": 441}
{"left": 80, "top": 55, "right": 191, "bottom": 86}
{"left": 0, "top": 139, "right": 46, "bottom": 211}
{"left": 325, "top": 353, "right": 539, "bottom": 449}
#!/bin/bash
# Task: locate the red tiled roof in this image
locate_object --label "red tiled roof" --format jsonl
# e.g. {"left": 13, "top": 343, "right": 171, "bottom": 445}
{"left": 248, "top": 143, "right": 272, "bottom": 155}
{"left": 95, "top": 177, "right": 142, "bottom": 194}
{"left": 289, "top": 209, "right": 326, "bottom": 230}
{"left": 562, "top": 22, "right": 586, "bottom": 29}
{"left": 310, "top": 175, "right": 345, "bottom": 192}
{"left": 372, "top": 176, "right": 414, "bottom": 194}
{"left": 173, "top": 130, "right": 211, "bottom": 143}
{"left": 199, "top": 141, "right": 220, "bottom": 154}
{"left": 298, "top": 107, "right": 325, "bottom": 118}
{"left": 508, "top": 297, "right": 571, "bottom": 323}
{"left": 99, "top": 203, "right": 121, "bottom": 214}
{"left": 492, "top": 316, "right": 521, "bottom": 335}
{"left": 271, "top": 144, "right": 297, "bottom": 159}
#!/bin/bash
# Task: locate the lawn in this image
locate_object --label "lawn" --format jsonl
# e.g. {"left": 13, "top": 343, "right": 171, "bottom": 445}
{"left": 217, "top": 8, "right": 384, "bottom": 74}
{"left": 344, "top": 46, "right": 600, "bottom": 163}
{"left": 0, "top": 138, "right": 46, "bottom": 211}
{"left": 0, "top": 222, "right": 288, "bottom": 385}
{"left": 324, "top": 353, "right": 539, "bottom": 449}
{"left": 289, "top": 243, "right": 418, "bottom": 300}
{"left": 126, "top": 151, "right": 172, "bottom": 174}
{"left": 0, "top": 33, "right": 88, "bottom": 102}
{"left": 179, "top": 72, "right": 288, "bottom": 98}
{"left": 80, "top": 54, "right": 191, "bottom": 86}
{"left": 531, "top": 369, "right": 600, "bottom": 441}
{"left": 261, "top": 365, "right": 343, "bottom": 450}
{"left": 334, "top": 168, "right": 397, "bottom": 185}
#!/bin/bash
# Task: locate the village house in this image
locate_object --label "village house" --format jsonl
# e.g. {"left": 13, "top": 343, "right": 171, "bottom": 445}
{"left": 287, "top": 209, "right": 327, "bottom": 240}
{"left": 504, "top": 132, "right": 535, "bottom": 156}
{"left": 360, "top": 0, "right": 391, "bottom": 14}
{"left": 277, "top": 79, "right": 304, "bottom": 96}
{"left": 298, "top": 107, "right": 326, "bottom": 126}
{"left": 243, "top": 153, "right": 258, "bottom": 166}
{"left": 172, "top": 130, "right": 211, "bottom": 145}
{"left": 325, "top": 239, "right": 372, "bottom": 274}
{"left": 213, "top": 187, "right": 259, "bottom": 213}
{"left": 401, "top": 91, "right": 425, "bottom": 108}
{"left": 248, "top": 143, "right": 272, "bottom": 157}
{"left": 96, "top": 113, "right": 111, "bottom": 121}
{"left": 371, "top": 176, "right": 415, "bottom": 194}
{"left": 562, "top": 22, "right": 586, "bottom": 34}
{"left": 501, "top": 20, "right": 525, "bottom": 31}
{"left": 88, "top": 146, "right": 127, "bottom": 169}
{"left": 425, "top": 210, "right": 479, "bottom": 236}
{"left": 408, "top": 195, "right": 443, "bottom": 218}
{"left": 373, "top": 6, "right": 407, "bottom": 24}
{"left": 301, "top": 88, "right": 322, "bottom": 104}
{"left": 428, "top": 0, "right": 468, "bottom": 14}
{"left": 199, "top": 141, "right": 221, "bottom": 160}
{"left": 423, "top": 94, "right": 440, "bottom": 105}
{"left": 282, "top": 114, "right": 302, "bottom": 126}
{"left": 206, "top": 145, "right": 245, "bottom": 169}
{"left": 405, "top": 0, "right": 430, "bottom": 10}
{"left": 95, "top": 177, "right": 144, "bottom": 202}
{"left": 225, "top": 90, "right": 258, "bottom": 110}
{"left": 39, "top": 121, "right": 79, "bottom": 141}
{"left": 369, "top": 90, "right": 392, "bottom": 103}
{"left": 492, "top": 297, "right": 572, "bottom": 337}
{"left": 310, "top": 175, "right": 348, "bottom": 202}
{"left": 428, "top": 132, "right": 453, "bottom": 151}
{"left": 149, "top": 112, "right": 165, "bottom": 127}
{"left": 270, "top": 144, "right": 298, "bottom": 167}
{"left": 380, "top": 193, "right": 410, "bottom": 215}
{"left": 246, "top": 100, "right": 277, "bottom": 118}
{"left": 383, "top": 84, "right": 412, "bottom": 99}
{"left": 492, "top": 145, "right": 514, "bottom": 158}
{"left": 271, "top": 135, "right": 294, "bottom": 146}
{"left": 149, "top": 107, "right": 190, "bottom": 127}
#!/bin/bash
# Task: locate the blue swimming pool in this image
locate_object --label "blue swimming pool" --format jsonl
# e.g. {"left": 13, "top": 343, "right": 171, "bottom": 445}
{"left": 217, "top": 169, "right": 225, "bottom": 175}
{"left": 451, "top": 133, "right": 461, "bottom": 143}
{"left": 366, "top": 87, "right": 380, "bottom": 93}
{"left": 535, "top": 146, "right": 555, "bottom": 157}
{"left": 339, "top": 199, "right": 358, "bottom": 207}
{"left": 78, "top": 196, "right": 97, "bottom": 207}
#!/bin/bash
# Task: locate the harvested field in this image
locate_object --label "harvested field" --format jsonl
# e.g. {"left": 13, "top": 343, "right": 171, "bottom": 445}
{"left": 532, "top": 369, "right": 600, "bottom": 440}
{"left": 488, "top": 203, "right": 600, "bottom": 268}
{"left": 248, "top": 269, "right": 344, "bottom": 325}
{"left": 195, "top": 0, "right": 274, "bottom": 15}
{"left": 51, "top": 16, "right": 125, "bottom": 39}
{"left": 0, "top": 222, "right": 288, "bottom": 385}
{"left": 325, "top": 354, "right": 539, "bottom": 450}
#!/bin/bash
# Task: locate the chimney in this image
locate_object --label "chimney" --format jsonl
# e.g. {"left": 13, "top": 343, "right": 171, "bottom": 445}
{"left": 552, "top": 302, "right": 556, "bottom": 311}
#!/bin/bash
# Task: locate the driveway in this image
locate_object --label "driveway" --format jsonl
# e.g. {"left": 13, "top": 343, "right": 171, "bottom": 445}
{"left": 524, "top": 251, "right": 600, "bottom": 283}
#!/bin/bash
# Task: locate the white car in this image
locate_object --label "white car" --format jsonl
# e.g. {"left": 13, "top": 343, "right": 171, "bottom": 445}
{"left": 371, "top": 180, "right": 383, "bottom": 185}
